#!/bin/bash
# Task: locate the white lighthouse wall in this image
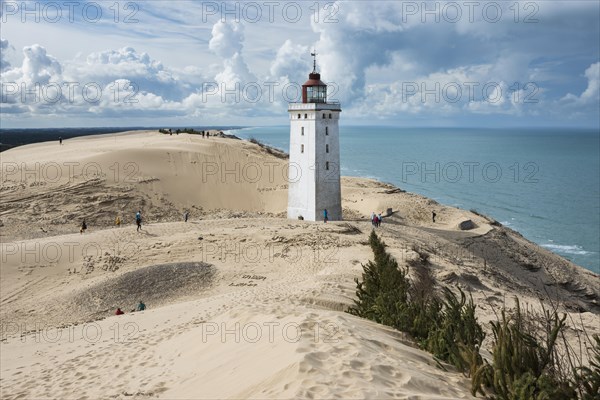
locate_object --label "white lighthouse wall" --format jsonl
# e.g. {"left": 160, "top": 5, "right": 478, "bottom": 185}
{"left": 315, "top": 111, "right": 342, "bottom": 221}
{"left": 288, "top": 109, "right": 316, "bottom": 220}
{"left": 287, "top": 104, "right": 342, "bottom": 221}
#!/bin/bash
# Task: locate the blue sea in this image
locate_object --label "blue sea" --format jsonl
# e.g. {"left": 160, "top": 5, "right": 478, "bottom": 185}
{"left": 232, "top": 126, "right": 600, "bottom": 274}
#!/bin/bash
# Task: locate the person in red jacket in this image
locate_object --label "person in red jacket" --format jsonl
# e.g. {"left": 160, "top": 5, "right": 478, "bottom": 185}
{"left": 115, "top": 308, "right": 124, "bottom": 315}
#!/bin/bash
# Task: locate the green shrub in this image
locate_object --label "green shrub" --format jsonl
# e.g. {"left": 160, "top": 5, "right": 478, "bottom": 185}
{"left": 422, "top": 287, "right": 484, "bottom": 373}
{"left": 348, "top": 231, "right": 411, "bottom": 326}
{"left": 471, "top": 300, "right": 576, "bottom": 399}
{"left": 349, "top": 232, "right": 590, "bottom": 399}
{"left": 349, "top": 231, "right": 484, "bottom": 374}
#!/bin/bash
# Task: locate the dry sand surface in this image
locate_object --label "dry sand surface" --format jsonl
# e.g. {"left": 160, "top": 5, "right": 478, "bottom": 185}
{"left": 1, "top": 131, "right": 599, "bottom": 399}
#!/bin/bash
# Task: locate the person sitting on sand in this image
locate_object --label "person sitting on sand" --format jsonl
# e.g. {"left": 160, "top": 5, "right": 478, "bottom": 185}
{"left": 115, "top": 216, "right": 121, "bottom": 227}
{"left": 136, "top": 300, "right": 146, "bottom": 311}
{"left": 136, "top": 210, "right": 142, "bottom": 231}
{"left": 115, "top": 308, "right": 124, "bottom": 315}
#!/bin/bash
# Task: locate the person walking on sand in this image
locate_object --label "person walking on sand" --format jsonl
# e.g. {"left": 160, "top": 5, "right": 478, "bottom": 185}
{"left": 115, "top": 216, "right": 121, "bottom": 227}
{"left": 80, "top": 219, "right": 87, "bottom": 234}
{"left": 59, "top": 136, "right": 62, "bottom": 145}
{"left": 323, "top": 209, "right": 328, "bottom": 223}
{"left": 135, "top": 210, "right": 142, "bottom": 231}
{"left": 184, "top": 210, "right": 189, "bottom": 222}
{"left": 377, "top": 213, "right": 383, "bottom": 227}
{"left": 371, "top": 212, "right": 376, "bottom": 227}
{"left": 432, "top": 211, "right": 437, "bottom": 223}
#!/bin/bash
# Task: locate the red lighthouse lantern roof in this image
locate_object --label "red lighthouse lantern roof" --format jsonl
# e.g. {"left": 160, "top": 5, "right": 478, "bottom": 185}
{"left": 303, "top": 72, "right": 326, "bottom": 87}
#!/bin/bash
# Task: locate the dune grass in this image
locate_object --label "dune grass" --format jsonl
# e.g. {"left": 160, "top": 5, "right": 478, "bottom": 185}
{"left": 348, "top": 231, "right": 599, "bottom": 399}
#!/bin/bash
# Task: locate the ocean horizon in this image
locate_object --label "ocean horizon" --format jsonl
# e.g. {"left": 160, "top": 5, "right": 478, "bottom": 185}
{"left": 1, "top": 126, "right": 598, "bottom": 274}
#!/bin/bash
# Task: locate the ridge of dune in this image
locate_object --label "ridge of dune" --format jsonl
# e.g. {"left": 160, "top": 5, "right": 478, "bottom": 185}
{"left": 1, "top": 130, "right": 598, "bottom": 399}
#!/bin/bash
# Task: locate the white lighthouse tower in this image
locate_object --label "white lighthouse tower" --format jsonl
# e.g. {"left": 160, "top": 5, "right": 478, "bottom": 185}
{"left": 287, "top": 52, "right": 342, "bottom": 221}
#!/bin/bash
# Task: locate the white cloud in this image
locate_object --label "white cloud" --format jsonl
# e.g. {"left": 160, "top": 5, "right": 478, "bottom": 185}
{"left": 0, "top": 43, "right": 203, "bottom": 118}
{"left": 578, "top": 62, "right": 598, "bottom": 103}
{"left": 354, "top": 64, "right": 512, "bottom": 116}
{"left": 0, "top": 1, "right": 598, "bottom": 127}
{"left": 561, "top": 62, "right": 600, "bottom": 106}
{"left": 215, "top": 54, "right": 252, "bottom": 85}
{"left": 311, "top": 2, "right": 405, "bottom": 104}
{"left": 21, "top": 44, "right": 63, "bottom": 85}
{"left": 207, "top": 20, "right": 258, "bottom": 107}
{"left": 269, "top": 40, "right": 310, "bottom": 82}
{"left": 209, "top": 20, "right": 244, "bottom": 59}
{"left": 0, "top": 38, "right": 12, "bottom": 72}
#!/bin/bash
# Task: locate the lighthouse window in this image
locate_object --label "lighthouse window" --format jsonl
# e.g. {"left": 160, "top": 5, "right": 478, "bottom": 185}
{"left": 301, "top": 144, "right": 304, "bottom": 153}
{"left": 304, "top": 113, "right": 308, "bottom": 119}
{"left": 301, "top": 127, "right": 304, "bottom": 135}
{"left": 326, "top": 144, "right": 329, "bottom": 153}
{"left": 325, "top": 127, "right": 329, "bottom": 135}
{"left": 329, "top": 113, "right": 332, "bottom": 119}
{"left": 307, "top": 85, "right": 327, "bottom": 103}
{"left": 323, "top": 113, "right": 326, "bottom": 119}
{"left": 298, "top": 114, "right": 301, "bottom": 119}
{"left": 325, "top": 162, "right": 330, "bottom": 170}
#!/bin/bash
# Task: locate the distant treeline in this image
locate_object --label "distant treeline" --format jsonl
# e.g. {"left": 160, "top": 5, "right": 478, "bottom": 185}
{"left": 158, "top": 128, "right": 223, "bottom": 135}
{"left": 0, "top": 126, "right": 246, "bottom": 152}
{"left": 0, "top": 127, "right": 130, "bottom": 152}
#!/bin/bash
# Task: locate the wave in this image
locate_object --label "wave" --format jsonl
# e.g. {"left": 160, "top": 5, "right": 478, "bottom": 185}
{"left": 541, "top": 244, "right": 593, "bottom": 256}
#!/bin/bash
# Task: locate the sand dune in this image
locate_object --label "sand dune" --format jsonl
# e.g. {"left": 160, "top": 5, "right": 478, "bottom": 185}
{"left": 0, "top": 131, "right": 288, "bottom": 240}
{"left": 1, "top": 131, "right": 598, "bottom": 399}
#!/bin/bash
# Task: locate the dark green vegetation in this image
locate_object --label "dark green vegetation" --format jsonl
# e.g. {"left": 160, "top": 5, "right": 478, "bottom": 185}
{"left": 348, "top": 231, "right": 599, "bottom": 399}
{"left": 159, "top": 128, "right": 218, "bottom": 135}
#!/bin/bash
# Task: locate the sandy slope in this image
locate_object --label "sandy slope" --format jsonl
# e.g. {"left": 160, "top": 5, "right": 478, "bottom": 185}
{"left": 0, "top": 131, "right": 288, "bottom": 240}
{"left": 1, "top": 131, "right": 598, "bottom": 399}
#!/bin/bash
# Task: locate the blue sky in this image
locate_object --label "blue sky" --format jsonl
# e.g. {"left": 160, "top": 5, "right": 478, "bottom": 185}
{"left": 0, "top": 0, "right": 599, "bottom": 128}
